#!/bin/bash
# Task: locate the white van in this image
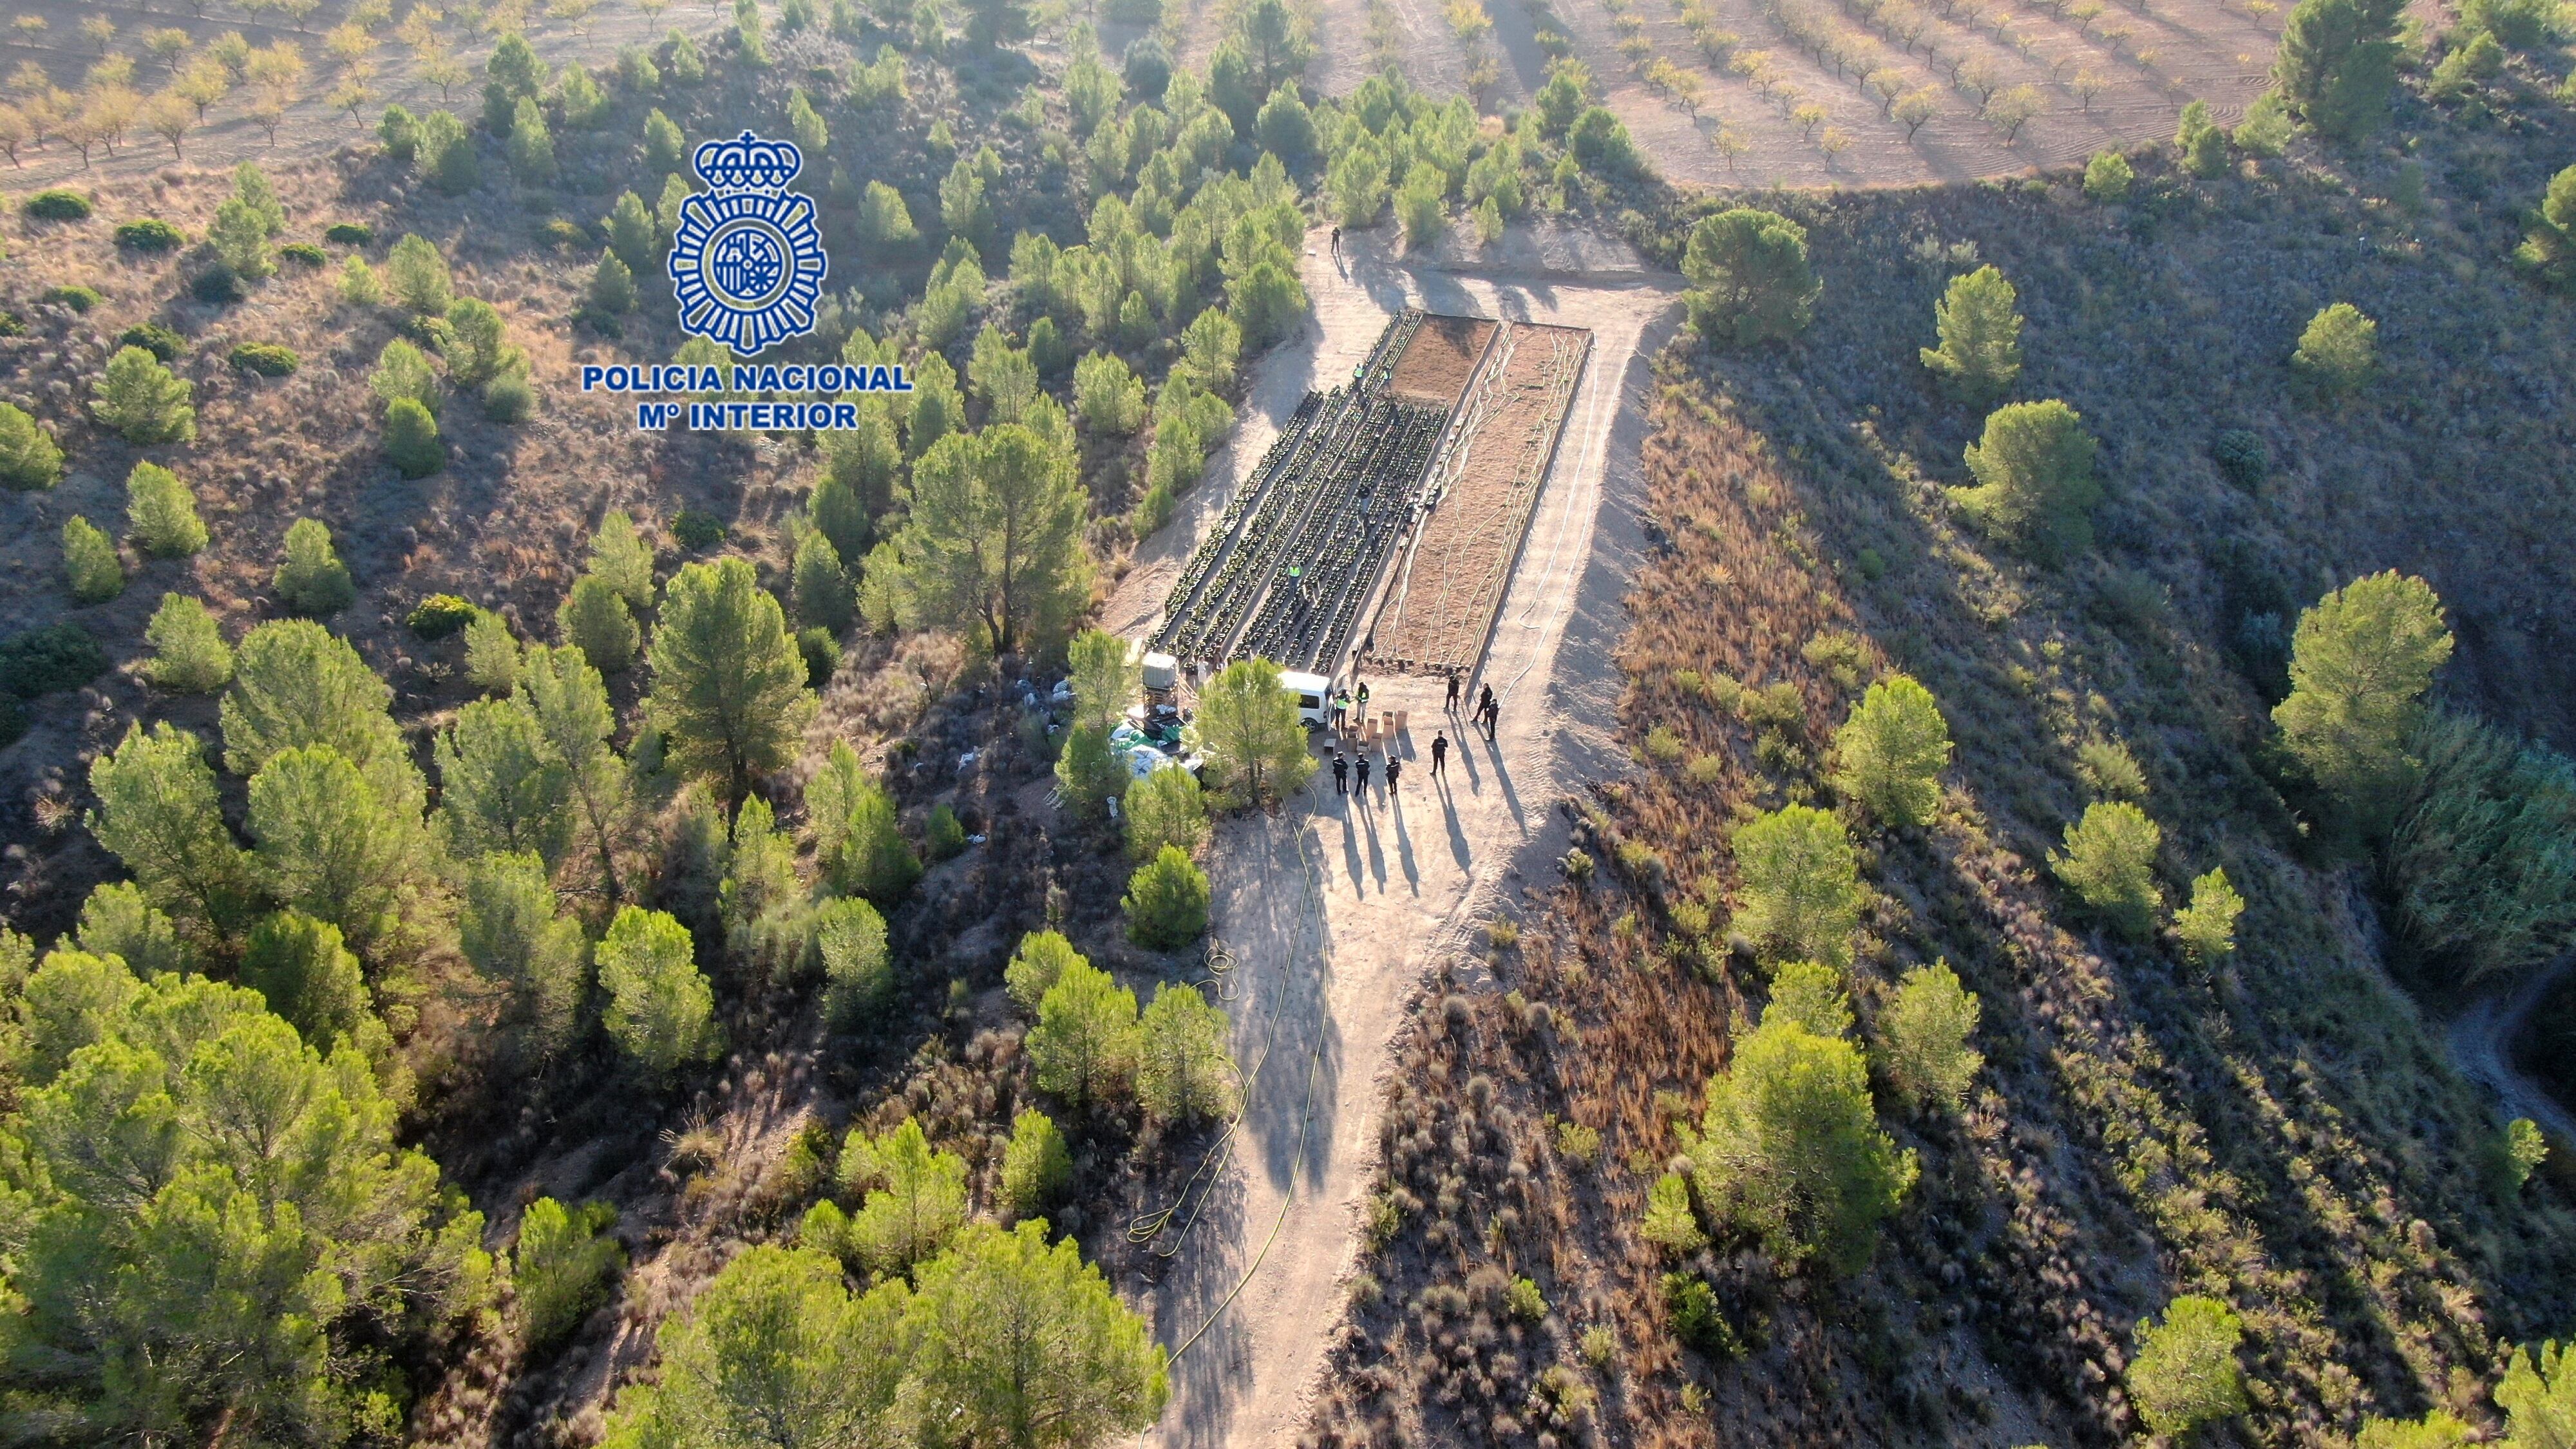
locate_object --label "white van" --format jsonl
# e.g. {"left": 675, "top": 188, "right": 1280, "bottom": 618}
{"left": 1280, "top": 670, "right": 1332, "bottom": 728}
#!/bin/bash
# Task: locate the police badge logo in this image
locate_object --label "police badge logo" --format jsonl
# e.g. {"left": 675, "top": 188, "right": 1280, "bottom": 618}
{"left": 667, "top": 130, "right": 829, "bottom": 356}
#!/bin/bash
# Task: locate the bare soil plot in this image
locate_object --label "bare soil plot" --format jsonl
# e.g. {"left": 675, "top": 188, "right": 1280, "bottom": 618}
{"left": 1385, "top": 311, "right": 1495, "bottom": 406}
{"left": 1366, "top": 319, "right": 1589, "bottom": 676}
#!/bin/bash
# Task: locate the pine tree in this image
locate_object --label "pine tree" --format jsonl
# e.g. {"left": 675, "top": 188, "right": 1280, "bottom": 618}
{"left": 2293, "top": 301, "right": 2377, "bottom": 396}
{"left": 601, "top": 1246, "right": 910, "bottom": 1445}
{"left": 2516, "top": 165, "right": 2576, "bottom": 292}
{"left": 126, "top": 460, "right": 209, "bottom": 556}
{"left": 3, "top": 958, "right": 488, "bottom": 1441}
{"left": 1195, "top": 657, "right": 1317, "bottom": 807}
{"left": 435, "top": 697, "right": 576, "bottom": 867}
{"left": 512, "top": 1198, "right": 625, "bottom": 1350}
{"left": 1876, "top": 959, "right": 1983, "bottom": 1113}
{"left": 386, "top": 396, "right": 444, "bottom": 477}
{"left": 1004, "top": 929, "right": 1084, "bottom": 1013}
{"left": 247, "top": 744, "right": 423, "bottom": 953}
{"left": 1682, "top": 207, "right": 1819, "bottom": 346}
{"left": 1918, "top": 265, "right": 2023, "bottom": 402}
{"left": 91, "top": 346, "right": 198, "bottom": 444}
{"left": 1124, "top": 844, "right": 1211, "bottom": 949}
{"left": 143, "top": 593, "right": 234, "bottom": 693}
{"left": 61, "top": 515, "right": 124, "bottom": 603}
{"left": 371, "top": 337, "right": 442, "bottom": 415}
{"left": 75, "top": 880, "right": 192, "bottom": 979}
{"left": 240, "top": 909, "right": 372, "bottom": 1045}
{"left": 886, "top": 424, "right": 1092, "bottom": 657}
{"left": 459, "top": 849, "right": 589, "bottom": 1064}
{"left": 815, "top": 895, "right": 891, "bottom": 1024}
{"left": 605, "top": 188, "right": 658, "bottom": 270}
{"left": 2172, "top": 866, "right": 2246, "bottom": 966}
{"left": 647, "top": 558, "right": 817, "bottom": 804}
{"left": 998, "top": 1108, "right": 1072, "bottom": 1216}
{"left": 1135, "top": 980, "right": 1236, "bottom": 1123}
{"left": 1028, "top": 959, "right": 1139, "bottom": 1109}
{"left": 274, "top": 516, "right": 357, "bottom": 615}
{"left": 86, "top": 721, "right": 254, "bottom": 931}
{"left": 836, "top": 1119, "right": 970, "bottom": 1273}
{"left": 518, "top": 643, "right": 632, "bottom": 900}
{"left": 508, "top": 96, "right": 556, "bottom": 182}
{"left": 1125, "top": 765, "right": 1209, "bottom": 862}
{"left": 2273, "top": 0, "right": 2404, "bottom": 139}
{"left": 2128, "top": 1296, "right": 2248, "bottom": 1438}
{"left": 1687, "top": 1012, "right": 1916, "bottom": 1274}
{"left": 385, "top": 232, "right": 454, "bottom": 314}
{"left": 901, "top": 1223, "right": 1170, "bottom": 1444}
{"left": 2051, "top": 800, "right": 2165, "bottom": 939}
{"left": 1947, "top": 399, "right": 2101, "bottom": 564}
{"left": 587, "top": 509, "right": 657, "bottom": 612}
{"left": 589, "top": 249, "right": 636, "bottom": 314}
{"left": 0, "top": 401, "right": 65, "bottom": 489}
{"left": 464, "top": 609, "right": 521, "bottom": 694}
{"left": 793, "top": 526, "right": 854, "bottom": 632}
{"left": 558, "top": 574, "right": 641, "bottom": 673}
{"left": 1731, "top": 804, "right": 1864, "bottom": 967}
{"left": 2273, "top": 571, "right": 2452, "bottom": 835}
{"left": 596, "top": 905, "right": 720, "bottom": 1075}
{"left": 1830, "top": 675, "right": 1951, "bottom": 828}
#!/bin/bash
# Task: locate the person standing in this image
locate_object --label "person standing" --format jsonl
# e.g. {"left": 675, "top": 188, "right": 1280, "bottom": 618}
{"left": 1332, "top": 688, "right": 1351, "bottom": 732}
{"left": 1430, "top": 731, "right": 1448, "bottom": 777}
{"left": 1386, "top": 754, "right": 1403, "bottom": 793}
{"left": 1446, "top": 673, "right": 1462, "bottom": 712}
{"left": 1356, "top": 678, "right": 1371, "bottom": 717}
{"left": 1356, "top": 752, "right": 1373, "bottom": 795}
{"left": 1331, "top": 225, "right": 1341, "bottom": 258}
{"left": 1331, "top": 750, "right": 1349, "bottom": 794}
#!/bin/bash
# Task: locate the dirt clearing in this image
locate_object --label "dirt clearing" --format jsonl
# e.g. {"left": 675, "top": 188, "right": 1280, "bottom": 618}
{"left": 1098, "top": 222, "right": 1680, "bottom": 1449}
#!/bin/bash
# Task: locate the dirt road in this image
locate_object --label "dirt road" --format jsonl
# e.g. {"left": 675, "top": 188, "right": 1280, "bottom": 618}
{"left": 2447, "top": 954, "right": 2576, "bottom": 1146}
{"left": 1098, "top": 222, "right": 1681, "bottom": 1449}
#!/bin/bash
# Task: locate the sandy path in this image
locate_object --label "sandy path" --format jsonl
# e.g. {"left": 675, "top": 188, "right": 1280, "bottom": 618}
{"left": 1100, "top": 222, "right": 1680, "bottom": 1449}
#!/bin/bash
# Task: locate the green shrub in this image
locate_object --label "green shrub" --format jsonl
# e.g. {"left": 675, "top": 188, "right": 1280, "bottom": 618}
{"left": 24, "top": 189, "right": 92, "bottom": 221}
{"left": 91, "top": 346, "right": 196, "bottom": 444}
{"left": 385, "top": 397, "right": 444, "bottom": 477}
{"left": 1681, "top": 207, "right": 1817, "bottom": 346}
{"left": 191, "top": 266, "right": 245, "bottom": 305}
{"left": 1123, "top": 844, "right": 1211, "bottom": 949}
{"left": 999, "top": 1108, "right": 1073, "bottom": 1215}
{"left": 1948, "top": 399, "right": 2101, "bottom": 564}
{"left": 118, "top": 323, "right": 187, "bottom": 361}
{"left": 62, "top": 516, "right": 124, "bottom": 604}
{"left": 483, "top": 369, "right": 535, "bottom": 423}
{"left": 0, "top": 403, "right": 64, "bottom": 490}
{"left": 43, "top": 286, "right": 101, "bottom": 313}
{"left": 408, "top": 594, "right": 480, "bottom": 639}
{"left": 0, "top": 623, "right": 107, "bottom": 697}
{"left": 324, "top": 222, "right": 374, "bottom": 246}
{"left": 278, "top": 242, "right": 327, "bottom": 268}
{"left": 814, "top": 895, "right": 892, "bottom": 1024}
{"left": 1663, "top": 1273, "right": 1745, "bottom": 1359}
{"left": 229, "top": 343, "right": 299, "bottom": 376}
{"left": 2083, "top": 149, "right": 2134, "bottom": 201}
{"left": 114, "top": 218, "right": 186, "bottom": 252}
{"left": 673, "top": 509, "right": 726, "bottom": 550}
{"left": 0, "top": 310, "right": 21, "bottom": 337}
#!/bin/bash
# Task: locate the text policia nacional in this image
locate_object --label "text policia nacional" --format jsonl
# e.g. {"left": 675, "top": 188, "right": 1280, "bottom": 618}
{"left": 582, "top": 362, "right": 914, "bottom": 431}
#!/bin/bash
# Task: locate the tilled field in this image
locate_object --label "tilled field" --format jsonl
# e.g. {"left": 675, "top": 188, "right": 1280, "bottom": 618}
{"left": 1152, "top": 308, "right": 1483, "bottom": 675}
{"left": 1365, "top": 320, "right": 1593, "bottom": 677}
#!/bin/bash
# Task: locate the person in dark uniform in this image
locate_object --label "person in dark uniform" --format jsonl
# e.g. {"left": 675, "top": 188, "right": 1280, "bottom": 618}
{"left": 1331, "top": 225, "right": 1341, "bottom": 258}
{"left": 1478, "top": 685, "right": 1498, "bottom": 739}
{"left": 1331, "top": 750, "right": 1349, "bottom": 794}
{"left": 1446, "top": 673, "right": 1462, "bottom": 711}
{"left": 1430, "top": 731, "right": 1448, "bottom": 777}
{"left": 1356, "top": 752, "right": 1373, "bottom": 794}
{"left": 1386, "top": 754, "right": 1403, "bottom": 792}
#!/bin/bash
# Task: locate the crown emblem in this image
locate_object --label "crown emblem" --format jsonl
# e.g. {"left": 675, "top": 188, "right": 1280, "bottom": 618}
{"left": 692, "top": 131, "right": 804, "bottom": 192}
